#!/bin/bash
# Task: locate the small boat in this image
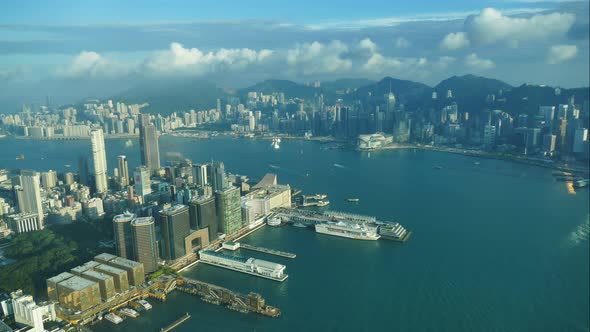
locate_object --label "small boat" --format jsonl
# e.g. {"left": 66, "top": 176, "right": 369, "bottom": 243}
{"left": 474, "top": 162, "right": 480, "bottom": 165}
{"left": 16, "top": 154, "right": 24, "bottom": 160}
{"left": 347, "top": 198, "right": 360, "bottom": 202}
{"left": 137, "top": 299, "right": 152, "bottom": 310}
{"left": 227, "top": 304, "right": 249, "bottom": 314}
{"left": 267, "top": 217, "right": 282, "bottom": 227}
{"left": 293, "top": 222, "right": 307, "bottom": 228}
{"left": 574, "top": 179, "right": 589, "bottom": 188}
{"left": 104, "top": 313, "right": 123, "bottom": 324}
{"left": 64, "top": 164, "right": 71, "bottom": 168}
{"left": 119, "top": 307, "right": 139, "bottom": 318}
{"left": 316, "top": 200, "right": 330, "bottom": 207}
{"left": 434, "top": 165, "right": 444, "bottom": 170}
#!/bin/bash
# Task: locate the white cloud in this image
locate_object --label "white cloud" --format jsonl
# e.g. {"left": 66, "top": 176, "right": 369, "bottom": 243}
{"left": 440, "top": 32, "right": 470, "bottom": 50}
{"left": 464, "top": 53, "right": 495, "bottom": 69}
{"left": 465, "top": 8, "right": 576, "bottom": 46}
{"left": 145, "top": 42, "right": 274, "bottom": 76}
{"left": 359, "top": 38, "right": 379, "bottom": 53}
{"left": 395, "top": 37, "right": 410, "bottom": 48}
{"left": 56, "top": 51, "right": 131, "bottom": 79}
{"left": 285, "top": 41, "right": 352, "bottom": 75}
{"left": 546, "top": 44, "right": 578, "bottom": 64}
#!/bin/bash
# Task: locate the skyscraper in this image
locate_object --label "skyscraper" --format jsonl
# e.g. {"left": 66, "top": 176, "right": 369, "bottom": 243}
{"left": 131, "top": 216, "right": 159, "bottom": 273}
{"left": 78, "top": 155, "right": 89, "bottom": 185}
{"left": 159, "top": 205, "right": 191, "bottom": 261}
{"left": 192, "top": 164, "right": 208, "bottom": 187}
{"left": 133, "top": 166, "right": 151, "bottom": 198}
{"left": 113, "top": 212, "right": 135, "bottom": 259}
{"left": 189, "top": 196, "right": 218, "bottom": 241}
{"left": 211, "top": 161, "right": 228, "bottom": 192}
{"left": 117, "top": 155, "right": 129, "bottom": 187}
{"left": 15, "top": 170, "right": 44, "bottom": 229}
{"left": 90, "top": 128, "right": 108, "bottom": 193}
{"left": 139, "top": 115, "right": 161, "bottom": 175}
{"left": 215, "top": 186, "right": 242, "bottom": 236}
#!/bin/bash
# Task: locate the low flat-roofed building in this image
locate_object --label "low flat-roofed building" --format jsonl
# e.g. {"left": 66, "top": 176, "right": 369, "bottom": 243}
{"left": 105, "top": 257, "right": 145, "bottom": 287}
{"left": 70, "top": 261, "right": 99, "bottom": 276}
{"left": 93, "top": 253, "right": 117, "bottom": 265}
{"left": 94, "top": 264, "right": 129, "bottom": 293}
{"left": 81, "top": 270, "right": 115, "bottom": 301}
{"left": 55, "top": 276, "right": 100, "bottom": 312}
{"left": 46, "top": 272, "right": 73, "bottom": 302}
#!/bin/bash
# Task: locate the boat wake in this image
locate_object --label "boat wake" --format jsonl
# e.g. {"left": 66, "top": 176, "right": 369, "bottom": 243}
{"left": 565, "top": 215, "right": 589, "bottom": 247}
{"left": 269, "top": 164, "right": 281, "bottom": 169}
{"left": 333, "top": 163, "right": 348, "bottom": 169}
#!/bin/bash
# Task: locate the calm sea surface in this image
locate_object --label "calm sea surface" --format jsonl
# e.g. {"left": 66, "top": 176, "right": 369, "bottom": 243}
{"left": 1, "top": 136, "right": 588, "bottom": 332}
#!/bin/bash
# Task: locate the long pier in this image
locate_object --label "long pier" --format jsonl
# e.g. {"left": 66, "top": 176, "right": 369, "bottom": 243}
{"left": 176, "top": 277, "right": 281, "bottom": 317}
{"left": 160, "top": 313, "right": 191, "bottom": 332}
{"left": 239, "top": 243, "right": 296, "bottom": 258}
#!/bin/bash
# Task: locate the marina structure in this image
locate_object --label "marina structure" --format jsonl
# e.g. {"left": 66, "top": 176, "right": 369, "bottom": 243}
{"left": 199, "top": 250, "right": 288, "bottom": 282}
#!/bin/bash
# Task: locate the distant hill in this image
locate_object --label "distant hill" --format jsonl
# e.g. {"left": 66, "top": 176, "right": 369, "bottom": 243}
{"left": 238, "top": 79, "right": 330, "bottom": 100}
{"left": 498, "top": 84, "right": 590, "bottom": 116}
{"left": 435, "top": 74, "right": 512, "bottom": 99}
{"left": 320, "top": 78, "right": 375, "bottom": 93}
{"left": 347, "top": 76, "right": 432, "bottom": 103}
{"left": 113, "top": 78, "right": 229, "bottom": 115}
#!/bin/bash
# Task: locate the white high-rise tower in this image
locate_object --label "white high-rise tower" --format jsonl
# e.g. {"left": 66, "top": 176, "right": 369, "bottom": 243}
{"left": 90, "top": 128, "right": 108, "bottom": 193}
{"left": 15, "top": 170, "right": 44, "bottom": 229}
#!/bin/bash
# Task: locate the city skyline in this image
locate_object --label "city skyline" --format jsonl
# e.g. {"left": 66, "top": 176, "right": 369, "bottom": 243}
{"left": 0, "top": 1, "right": 588, "bottom": 111}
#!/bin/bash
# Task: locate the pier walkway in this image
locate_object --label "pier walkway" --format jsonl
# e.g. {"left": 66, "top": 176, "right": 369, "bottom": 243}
{"left": 239, "top": 243, "right": 296, "bottom": 258}
{"left": 160, "top": 313, "right": 191, "bottom": 332}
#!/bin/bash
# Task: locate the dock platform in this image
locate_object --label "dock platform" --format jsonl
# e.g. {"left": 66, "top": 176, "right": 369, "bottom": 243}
{"left": 239, "top": 243, "right": 296, "bottom": 259}
{"left": 160, "top": 313, "right": 191, "bottom": 332}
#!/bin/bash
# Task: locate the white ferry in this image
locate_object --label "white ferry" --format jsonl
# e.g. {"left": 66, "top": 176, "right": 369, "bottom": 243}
{"left": 119, "top": 307, "right": 139, "bottom": 318}
{"left": 315, "top": 222, "right": 380, "bottom": 240}
{"left": 137, "top": 299, "right": 152, "bottom": 310}
{"left": 104, "top": 313, "right": 123, "bottom": 324}
{"left": 267, "top": 216, "right": 282, "bottom": 226}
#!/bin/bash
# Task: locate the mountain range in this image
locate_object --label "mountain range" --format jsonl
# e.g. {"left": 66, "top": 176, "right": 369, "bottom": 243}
{"left": 101, "top": 75, "right": 589, "bottom": 117}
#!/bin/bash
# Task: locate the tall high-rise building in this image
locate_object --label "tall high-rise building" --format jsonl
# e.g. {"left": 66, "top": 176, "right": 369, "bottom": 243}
{"left": 139, "top": 115, "right": 161, "bottom": 175}
{"left": 113, "top": 212, "right": 135, "bottom": 259}
{"left": 131, "top": 216, "right": 159, "bottom": 273}
{"left": 189, "top": 196, "right": 218, "bottom": 241}
{"left": 159, "top": 205, "right": 191, "bottom": 261}
{"left": 134, "top": 166, "right": 151, "bottom": 198}
{"left": 211, "top": 161, "right": 228, "bottom": 192}
{"left": 40, "top": 170, "right": 57, "bottom": 189}
{"left": 215, "top": 186, "right": 242, "bottom": 236}
{"left": 15, "top": 170, "right": 44, "bottom": 228}
{"left": 573, "top": 128, "right": 588, "bottom": 154}
{"left": 90, "top": 128, "right": 108, "bottom": 193}
{"left": 192, "top": 164, "right": 208, "bottom": 187}
{"left": 78, "top": 155, "right": 89, "bottom": 185}
{"left": 117, "top": 155, "right": 129, "bottom": 187}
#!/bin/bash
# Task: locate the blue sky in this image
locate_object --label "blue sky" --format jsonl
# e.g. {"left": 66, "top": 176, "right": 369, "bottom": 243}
{"left": 0, "top": 0, "right": 588, "bottom": 110}
{"left": 0, "top": 0, "right": 557, "bottom": 24}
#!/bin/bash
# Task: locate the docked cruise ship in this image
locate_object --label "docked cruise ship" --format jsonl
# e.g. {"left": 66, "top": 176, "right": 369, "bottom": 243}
{"left": 315, "top": 222, "right": 380, "bottom": 240}
{"left": 199, "top": 250, "right": 288, "bottom": 282}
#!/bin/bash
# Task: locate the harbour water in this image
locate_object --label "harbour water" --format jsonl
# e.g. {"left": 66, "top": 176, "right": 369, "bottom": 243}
{"left": 1, "top": 136, "right": 588, "bottom": 331}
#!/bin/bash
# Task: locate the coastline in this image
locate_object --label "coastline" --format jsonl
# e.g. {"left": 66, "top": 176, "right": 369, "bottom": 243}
{"left": 380, "top": 143, "right": 590, "bottom": 174}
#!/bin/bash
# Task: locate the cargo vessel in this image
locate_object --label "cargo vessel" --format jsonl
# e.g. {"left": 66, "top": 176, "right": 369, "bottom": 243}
{"left": 315, "top": 222, "right": 380, "bottom": 240}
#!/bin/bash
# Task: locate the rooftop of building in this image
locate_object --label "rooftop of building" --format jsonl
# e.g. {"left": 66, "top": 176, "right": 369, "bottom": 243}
{"left": 71, "top": 261, "right": 99, "bottom": 274}
{"left": 159, "top": 204, "right": 188, "bottom": 215}
{"left": 131, "top": 216, "right": 155, "bottom": 226}
{"left": 113, "top": 211, "right": 136, "bottom": 222}
{"left": 252, "top": 173, "right": 277, "bottom": 189}
{"left": 94, "top": 253, "right": 117, "bottom": 262}
{"left": 94, "top": 264, "right": 126, "bottom": 275}
{"left": 57, "top": 275, "right": 97, "bottom": 291}
{"left": 110, "top": 257, "right": 142, "bottom": 269}
{"left": 47, "top": 272, "right": 74, "bottom": 284}
{"left": 82, "top": 270, "right": 112, "bottom": 281}
{"left": 6, "top": 212, "right": 39, "bottom": 220}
